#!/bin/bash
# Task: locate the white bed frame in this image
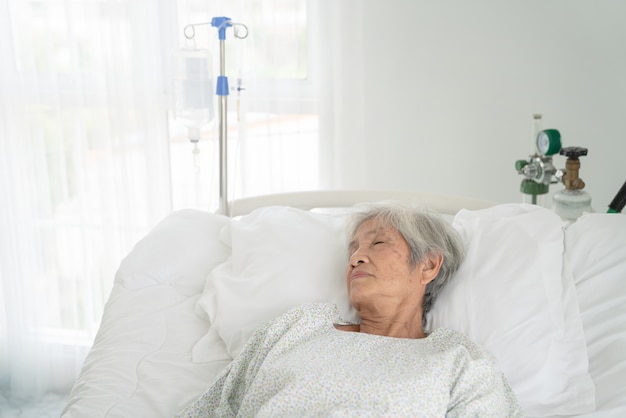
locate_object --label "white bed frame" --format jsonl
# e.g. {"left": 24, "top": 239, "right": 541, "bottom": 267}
{"left": 229, "top": 190, "right": 498, "bottom": 217}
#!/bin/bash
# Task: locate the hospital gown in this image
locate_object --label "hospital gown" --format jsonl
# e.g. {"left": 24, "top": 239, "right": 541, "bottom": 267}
{"left": 177, "top": 303, "right": 523, "bottom": 417}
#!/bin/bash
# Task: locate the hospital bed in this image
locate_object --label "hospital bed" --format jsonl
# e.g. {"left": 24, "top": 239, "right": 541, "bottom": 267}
{"left": 61, "top": 190, "right": 626, "bottom": 417}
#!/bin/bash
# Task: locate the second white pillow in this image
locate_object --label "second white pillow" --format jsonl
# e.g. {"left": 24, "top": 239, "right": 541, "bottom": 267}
{"left": 198, "top": 206, "right": 358, "bottom": 358}
{"left": 429, "top": 203, "right": 594, "bottom": 417}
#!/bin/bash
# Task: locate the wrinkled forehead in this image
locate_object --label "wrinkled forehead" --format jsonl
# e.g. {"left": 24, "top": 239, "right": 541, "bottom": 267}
{"left": 348, "top": 218, "right": 398, "bottom": 250}
{"left": 354, "top": 217, "right": 390, "bottom": 234}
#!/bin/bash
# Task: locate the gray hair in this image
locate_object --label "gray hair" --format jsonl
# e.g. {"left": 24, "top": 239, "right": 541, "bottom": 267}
{"left": 346, "top": 202, "right": 466, "bottom": 328}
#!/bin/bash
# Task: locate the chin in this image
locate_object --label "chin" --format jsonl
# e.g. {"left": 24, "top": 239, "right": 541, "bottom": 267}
{"left": 348, "top": 291, "right": 369, "bottom": 311}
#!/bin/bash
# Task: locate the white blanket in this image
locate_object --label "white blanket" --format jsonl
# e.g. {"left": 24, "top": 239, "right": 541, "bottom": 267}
{"left": 177, "top": 303, "right": 522, "bottom": 417}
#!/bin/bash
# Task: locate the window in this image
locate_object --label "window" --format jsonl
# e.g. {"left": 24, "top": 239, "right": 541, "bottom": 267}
{"left": 168, "top": 0, "right": 319, "bottom": 210}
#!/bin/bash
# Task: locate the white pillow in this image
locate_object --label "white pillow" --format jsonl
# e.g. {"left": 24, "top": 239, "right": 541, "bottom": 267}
{"left": 115, "top": 209, "right": 230, "bottom": 294}
{"left": 196, "top": 206, "right": 358, "bottom": 358}
{"left": 63, "top": 210, "right": 232, "bottom": 418}
{"left": 429, "top": 204, "right": 595, "bottom": 417}
{"left": 565, "top": 213, "right": 626, "bottom": 413}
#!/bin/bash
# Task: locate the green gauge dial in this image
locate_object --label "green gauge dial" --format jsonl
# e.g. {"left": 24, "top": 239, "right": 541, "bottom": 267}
{"left": 536, "top": 129, "right": 562, "bottom": 156}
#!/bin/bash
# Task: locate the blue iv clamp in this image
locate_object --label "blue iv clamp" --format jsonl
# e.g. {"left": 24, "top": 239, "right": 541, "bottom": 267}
{"left": 211, "top": 17, "right": 231, "bottom": 98}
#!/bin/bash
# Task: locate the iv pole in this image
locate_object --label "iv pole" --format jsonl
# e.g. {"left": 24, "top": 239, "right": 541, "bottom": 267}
{"left": 184, "top": 17, "right": 247, "bottom": 216}
{"left": 213, "top": 17, "right": 232, "bottom": 216}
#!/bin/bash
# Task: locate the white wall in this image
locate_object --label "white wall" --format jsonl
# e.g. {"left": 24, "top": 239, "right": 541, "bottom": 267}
{"left": 323, "top": 0, "right": 626, "bottom": 211}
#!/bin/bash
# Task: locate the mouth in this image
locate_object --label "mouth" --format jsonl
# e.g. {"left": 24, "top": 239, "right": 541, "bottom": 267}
{"left": 350, "top": 271, "right": 370, "bottom": 281}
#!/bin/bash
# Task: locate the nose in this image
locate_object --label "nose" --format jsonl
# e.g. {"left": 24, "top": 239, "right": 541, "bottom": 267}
{"left": 349, "top": 247, "right": 369, "bottom": 268}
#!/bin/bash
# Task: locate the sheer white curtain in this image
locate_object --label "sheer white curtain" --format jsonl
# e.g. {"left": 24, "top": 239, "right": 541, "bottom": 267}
{"left": 0, "top": 0, "right": 321, "bottom": 400}
{"left": 0, "top": 0, "right": 175, "bottom": 396}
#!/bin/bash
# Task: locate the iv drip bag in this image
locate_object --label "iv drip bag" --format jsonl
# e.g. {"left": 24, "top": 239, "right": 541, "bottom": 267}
{"left": 172, "top": 48, "right": 214, "bottom": 141}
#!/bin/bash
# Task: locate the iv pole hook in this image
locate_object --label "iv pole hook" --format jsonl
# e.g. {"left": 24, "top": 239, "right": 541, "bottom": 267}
{"left": 184, "top": 21, "right": 248, "bottom": 40}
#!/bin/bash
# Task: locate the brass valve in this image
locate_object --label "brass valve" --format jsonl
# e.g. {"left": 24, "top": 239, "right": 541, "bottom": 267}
{"left": 559, "top": 147, "right": 587, "bottom": 191}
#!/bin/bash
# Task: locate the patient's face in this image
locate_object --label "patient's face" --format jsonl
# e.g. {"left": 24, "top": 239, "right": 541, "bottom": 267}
{"left": 346, "top": 218, "right": 426, "bottom": 313}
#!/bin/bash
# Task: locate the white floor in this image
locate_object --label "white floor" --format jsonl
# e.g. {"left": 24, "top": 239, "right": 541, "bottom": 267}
{"left": 0, "top": 390, "right": 68, "bottom": 418}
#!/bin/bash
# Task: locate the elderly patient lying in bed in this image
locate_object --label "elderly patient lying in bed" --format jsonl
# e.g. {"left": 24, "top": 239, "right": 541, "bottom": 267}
{"left": 177, "top": 203, "right": 523, "bottom": 417}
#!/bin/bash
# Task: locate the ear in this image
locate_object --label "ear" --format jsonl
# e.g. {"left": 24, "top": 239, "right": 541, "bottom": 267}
{"left": 419, "top": 253, "right": 444, "bottom": 285}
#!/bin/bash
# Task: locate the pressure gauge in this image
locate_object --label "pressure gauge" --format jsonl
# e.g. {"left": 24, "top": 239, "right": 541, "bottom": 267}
{"left": 536, "top": 129, "right": 562, "bottom": 156}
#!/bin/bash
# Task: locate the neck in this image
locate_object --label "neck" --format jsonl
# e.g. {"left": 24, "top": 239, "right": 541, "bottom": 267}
{"left": 357, "top": 305, "right": 426, "bottom": 339}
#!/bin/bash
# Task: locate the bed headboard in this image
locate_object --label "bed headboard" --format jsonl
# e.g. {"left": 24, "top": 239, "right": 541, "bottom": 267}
{"left": 229, "top": 190, "right": 498, "bottom": 217}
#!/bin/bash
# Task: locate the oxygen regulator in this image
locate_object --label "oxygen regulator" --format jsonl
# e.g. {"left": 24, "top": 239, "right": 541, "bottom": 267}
{"left": 515, "top": 114, "right": 592, "bottom": 220}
